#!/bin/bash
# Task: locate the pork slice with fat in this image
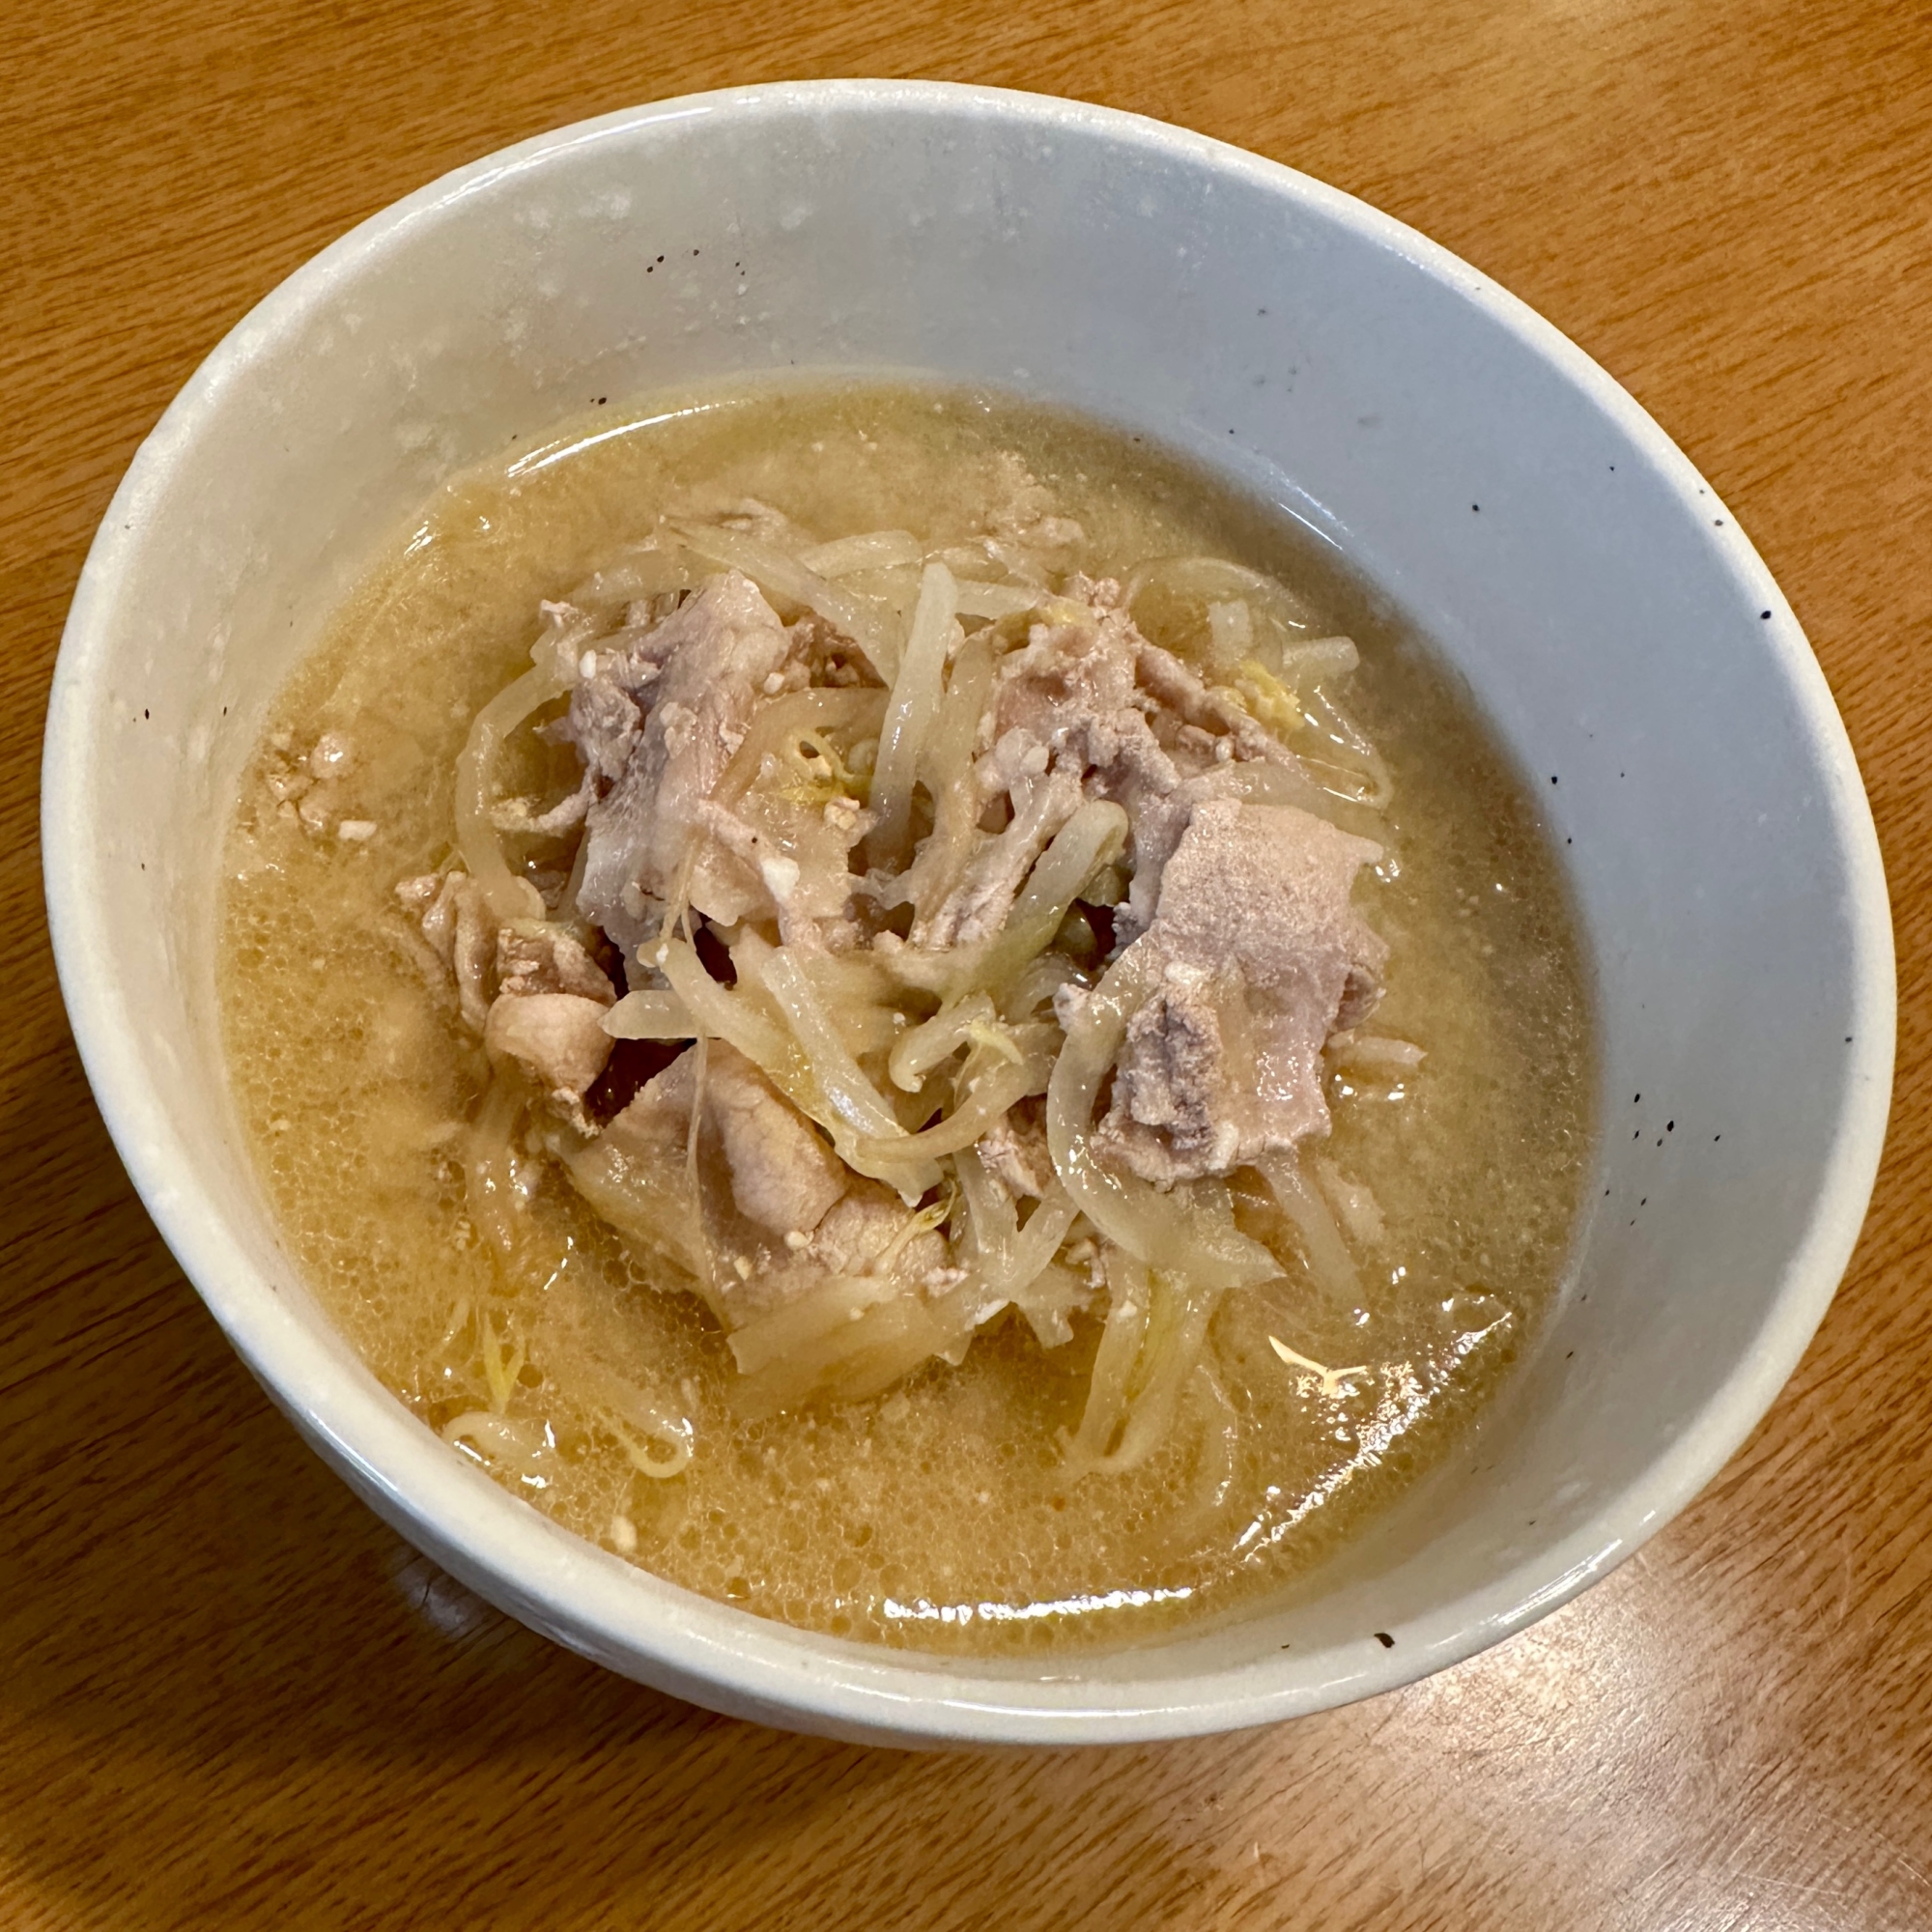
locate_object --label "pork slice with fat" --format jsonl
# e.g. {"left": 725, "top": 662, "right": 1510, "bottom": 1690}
{"left": 1094, "top": 798, "right": 1386, "bottom": 1186}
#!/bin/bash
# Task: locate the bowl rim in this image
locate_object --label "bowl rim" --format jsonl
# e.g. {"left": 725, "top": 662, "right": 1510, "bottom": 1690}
{"left": 41, "top": 77, "right": 1896, "bottom": 1746}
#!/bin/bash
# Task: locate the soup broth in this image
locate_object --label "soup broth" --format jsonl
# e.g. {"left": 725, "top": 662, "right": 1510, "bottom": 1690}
{"left": 218, "top": 381, "right": 1592, "bottom": 1653}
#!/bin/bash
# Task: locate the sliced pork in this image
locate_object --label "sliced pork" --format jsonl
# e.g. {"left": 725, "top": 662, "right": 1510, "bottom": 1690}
{"left": 485, "top": 992, "right": 613, "bottom": 1101}
{"left": 567, "top": 571, "right": 795, "bottom": 946}
{"left": 554, "top": 569, "right": 874, "bottom": 952}
{"left": 563, "top": 1041, "right": 950, "bottom": 1331}
{"left": 1094, "top": 798, "right": 1386, "bottom": 1186}
{"left": 915, "top": 578, "right": 1299, "bottom": 952}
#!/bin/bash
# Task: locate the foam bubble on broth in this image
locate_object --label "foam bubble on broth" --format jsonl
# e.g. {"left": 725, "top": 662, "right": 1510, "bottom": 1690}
{"left": 218, "top": 380, "right": 1593, "bottom": 1654}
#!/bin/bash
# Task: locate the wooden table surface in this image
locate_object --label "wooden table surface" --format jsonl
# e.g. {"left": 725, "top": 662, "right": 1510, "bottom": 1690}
{"left": 6, "top": 2, "right": 1930, "bottom": 1926}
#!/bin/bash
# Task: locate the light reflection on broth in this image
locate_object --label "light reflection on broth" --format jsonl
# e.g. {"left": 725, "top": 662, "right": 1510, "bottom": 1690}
{"left": 217, "top": 380, "right": 1593, "bottom": 1653}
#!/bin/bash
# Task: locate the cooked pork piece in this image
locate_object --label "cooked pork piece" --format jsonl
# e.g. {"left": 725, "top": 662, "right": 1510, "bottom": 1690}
{"left": 560, "top": 1041, "right": 949, "bottom": 1329}
{"left": 702, "top": 1045, "right": 848, "bottom": 1238}
{"left": 989, "top": 583, "right": 1184, "bottom": 808}
{"left": 913, "top": 765, "right": 1084, "bottom": 949}
{"left": 556, "top": 569, "right": 872, "bottom": 952}
{"left": 485, "top": 992, "right": 614, "bottom": 1100}
{"left": 804, "top": 1184, "right": 950, "bottom": 1286}
{"left": 1094, "top": 798, "right": 1386, "bottom": 1186}
{"left": 917, "top": 578, "right": 1302, "bottom": 953}
{"left": 398, "top": 875, "right": 622, "bottom": 1104}
{"left": 566, "top": 571, "right": 794, "bottom": 944}
{"left": 1134, "top": 639, "right": 1301, "bottom": 774}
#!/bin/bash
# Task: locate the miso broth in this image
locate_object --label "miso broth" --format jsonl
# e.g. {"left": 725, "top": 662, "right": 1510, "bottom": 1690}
{"left": 217, "top": 380, "right": 1593, "bottom": 1653}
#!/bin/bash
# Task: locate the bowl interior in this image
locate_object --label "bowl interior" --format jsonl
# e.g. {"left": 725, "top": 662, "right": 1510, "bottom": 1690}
{"left": 43, "top": 82, "right": 1892, "bottom": 1746}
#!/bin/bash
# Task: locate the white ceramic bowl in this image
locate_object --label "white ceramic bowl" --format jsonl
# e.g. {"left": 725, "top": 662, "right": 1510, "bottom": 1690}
{"left": 42, "top": 81, "right": 1892, "bottom": 1747}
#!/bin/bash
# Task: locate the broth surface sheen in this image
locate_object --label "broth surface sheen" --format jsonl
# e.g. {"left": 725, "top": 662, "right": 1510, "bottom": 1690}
{"left": 218, "top": 380, "right": 1593, "bottom": 1654}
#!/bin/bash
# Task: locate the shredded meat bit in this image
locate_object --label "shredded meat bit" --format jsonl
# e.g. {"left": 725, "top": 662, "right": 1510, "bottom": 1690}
{"left": 397, "top": 871, "right": 494, "bottom": 1033}
{"left": 495, "top": 924, "right": 615, "bottom": 1005}
{"left": 975, "top": 1102, "right": 1053, "bottom": 1200}
{"left": 397, "top": 878, "right": 623, "bottom": 1116}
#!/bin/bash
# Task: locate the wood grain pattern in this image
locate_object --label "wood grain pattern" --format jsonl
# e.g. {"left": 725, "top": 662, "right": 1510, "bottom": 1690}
{"left": 5, "top": 1, "right": 1929, "bottom": 1925}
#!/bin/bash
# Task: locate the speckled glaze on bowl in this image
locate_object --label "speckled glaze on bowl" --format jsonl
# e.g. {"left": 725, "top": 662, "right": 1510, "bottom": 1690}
{"left": 42, "top": 81, "right": 1892, "bottom": 1746}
